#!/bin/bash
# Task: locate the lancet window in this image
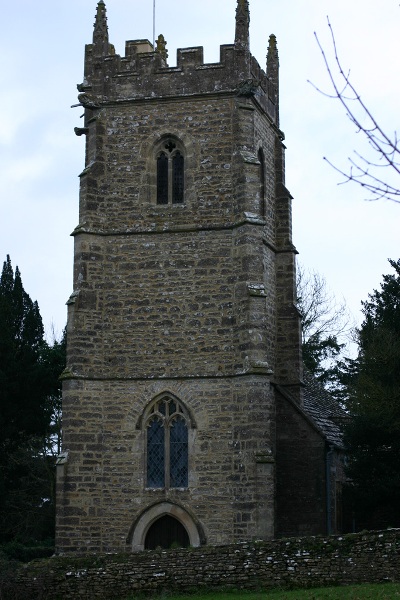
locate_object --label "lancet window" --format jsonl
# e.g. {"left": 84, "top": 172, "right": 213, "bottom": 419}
{"left": 156, "top": 138, "right": 185, "bottom": 205}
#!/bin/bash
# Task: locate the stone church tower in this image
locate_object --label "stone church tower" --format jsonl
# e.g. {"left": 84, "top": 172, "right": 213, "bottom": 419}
{"left": 56, "top": 0, "right": 306, "bottom": 553}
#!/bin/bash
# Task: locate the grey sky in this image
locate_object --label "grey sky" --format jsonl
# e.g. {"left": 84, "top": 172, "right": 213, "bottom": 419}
{"left": 0, "top": 0, "right": 398, "bottom": 341}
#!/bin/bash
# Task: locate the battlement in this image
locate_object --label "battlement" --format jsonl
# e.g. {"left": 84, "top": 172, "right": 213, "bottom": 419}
{"left": 125, "top": 39, "right": 154, "bottom": 55}
{"left": 79, "top": 1, "right": 280, "bottom": 124}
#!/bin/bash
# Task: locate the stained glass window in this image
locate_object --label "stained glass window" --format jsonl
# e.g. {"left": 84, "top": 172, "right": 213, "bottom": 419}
{"left": 170, "top": 416, "right": 188, "bottom": 487}
{"left": 147, "top": 418, "right": 165, "bottom": 487}
{"left": 145, "top": 397, "right": 189, "bottom": 489}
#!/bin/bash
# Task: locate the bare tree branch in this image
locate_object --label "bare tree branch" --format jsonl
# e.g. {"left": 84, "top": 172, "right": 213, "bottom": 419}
{"left": 309, "top": 17, "right": 400, "bottom": 203}
{"left": 297, "top": 263, "right": 354, "bottom": 346}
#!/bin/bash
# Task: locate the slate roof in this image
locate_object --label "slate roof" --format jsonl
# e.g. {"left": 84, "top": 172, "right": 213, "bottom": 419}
{"left": 302, "top": 370, "right": 348, "bottom": 449}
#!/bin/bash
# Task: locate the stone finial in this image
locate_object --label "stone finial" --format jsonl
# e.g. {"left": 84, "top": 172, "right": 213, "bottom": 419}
{"left": 267, "top": 34, "right": 279, "bottom": 122}
{"left": 235, "top": 0, "right": 250, "bottom": 49}
{"left": 267, "top": 34, "right": 279, "bottom": 85}
{"left": 267, "top": 34, "right": 279, "bottom": 70}
{"left": 156, "top": 34, "right": 168, "bottom": 62}
{"left": 93, "top": 0, "right": 109, "bottom": 55}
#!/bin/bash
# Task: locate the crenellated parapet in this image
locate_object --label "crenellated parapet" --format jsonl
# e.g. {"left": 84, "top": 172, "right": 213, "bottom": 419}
{"left": 78, "top": 1, "right": 280, "bottom": 125}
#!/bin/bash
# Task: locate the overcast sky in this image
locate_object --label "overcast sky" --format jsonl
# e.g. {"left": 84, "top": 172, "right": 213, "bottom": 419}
{"left": 0, "top": 0, "right": 398, "bottom": 343}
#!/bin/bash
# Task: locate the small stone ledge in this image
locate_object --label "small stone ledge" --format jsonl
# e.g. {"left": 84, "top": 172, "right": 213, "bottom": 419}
{"left": 243, "top": 212, "right": 265, "bottom": 225}
{"left": 248, "top": 361, "right": 273, "bottom": 374}
{"left": 78, "top": 161, "right": 95, "bottom": 178}
{"left": 254, "top": 451, "right": 274, "bottom": 464}
{"left": 239, "top": 151, "right": 260, "bottom": 164}
{"left": 66, "top": 290, "right": 79, "bottom": 305}
{"left": 247, "top": 283, "right": 267, "bottom": 297}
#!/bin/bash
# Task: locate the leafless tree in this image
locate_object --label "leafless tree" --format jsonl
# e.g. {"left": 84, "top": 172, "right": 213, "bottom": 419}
{"left": 297, "top": 263, "right": 353, "bottom": 347}
{"left": 296, "top": 263, "right": 355, "bottom": 387}
{"left": 310, "top": 18, "right": 400, "bottom": 203}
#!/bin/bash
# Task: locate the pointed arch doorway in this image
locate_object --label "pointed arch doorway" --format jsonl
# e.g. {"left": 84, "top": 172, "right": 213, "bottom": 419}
{"left": 128, "top": 502, "right": 202, "bottom": 551}
{"left": 145, "top": 514, "right": 189, "bottom": 549}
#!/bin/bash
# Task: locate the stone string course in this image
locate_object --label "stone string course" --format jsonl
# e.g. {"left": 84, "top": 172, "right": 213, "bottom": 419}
{"left": 4, "top": 530, "right": 400, "bottom": 599}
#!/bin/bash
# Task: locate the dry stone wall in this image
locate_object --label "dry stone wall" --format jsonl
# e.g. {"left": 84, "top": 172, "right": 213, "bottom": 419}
{"left": 5, "top": 530, "right": 400, "bottom": 600}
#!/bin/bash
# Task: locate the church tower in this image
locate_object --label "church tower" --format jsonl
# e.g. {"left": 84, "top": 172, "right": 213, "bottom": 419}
{"left": 56, "top": 0, "right": 302, "bottom": 552}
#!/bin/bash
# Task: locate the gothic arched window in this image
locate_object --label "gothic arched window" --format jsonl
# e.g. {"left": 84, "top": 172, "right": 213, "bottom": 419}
{"left": 145, "top": 396, "right": 189, "bottom": 489}
{"left": 155, "top": 139, "right": 185, "bottom": 205}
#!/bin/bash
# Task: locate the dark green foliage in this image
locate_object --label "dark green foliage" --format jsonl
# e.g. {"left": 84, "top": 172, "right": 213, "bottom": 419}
{"left": 343, "top": 259, "right": 400, "bottom": 530}
{"left": 0, "top": 257, "right": 47, "bottom": 444}
{"left": 302, "top": 332, "right": 344, "bottom": 387}
{"left": 0, "top": 540, "right": 54, "bottom": 563}
{"left": 0, "top": 256, "right": 66, "bottom": 544}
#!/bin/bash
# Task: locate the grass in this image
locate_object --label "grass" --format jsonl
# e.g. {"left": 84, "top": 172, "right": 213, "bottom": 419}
{"left": 125, "top": 584, "right": 400, "bottom": 600}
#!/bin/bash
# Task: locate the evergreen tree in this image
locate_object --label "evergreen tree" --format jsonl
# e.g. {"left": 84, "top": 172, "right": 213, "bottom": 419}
{"left": 0, "top": 256, "right": 49, "bottom": 445}
{"left": 344, "top": 258, "right": 400, "bottom": 529}
{"left": 0, "top": 256, "right": 65, "bottom": 543}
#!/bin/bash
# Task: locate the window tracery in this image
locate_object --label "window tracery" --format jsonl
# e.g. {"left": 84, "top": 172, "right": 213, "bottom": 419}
{"left": 155, "top": 138, "right": 185, "bottom": 205}
{"left": 145, "top": 396, "right": 189, "bottom": 489}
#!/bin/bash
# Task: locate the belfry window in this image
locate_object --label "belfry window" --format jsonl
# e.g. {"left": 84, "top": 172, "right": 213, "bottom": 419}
{"left": 156, "top": 139, "right": 185, "bottom": 205}
{"left": 172, "top": 151, "right": 184, "bottom": 203}
{"left": 157, "top": 152, "right": 169, "bottom": 205}
{"left": 258, "top": 148, "right": 266, "bottom": 217}
{"left": 146, "top": 396, "right": 189, "bottom": 488}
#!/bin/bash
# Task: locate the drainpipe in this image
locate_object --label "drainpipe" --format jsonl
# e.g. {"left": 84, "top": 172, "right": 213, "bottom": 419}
{"left": 326, "top": 444, "right": 334, "bottom": 535}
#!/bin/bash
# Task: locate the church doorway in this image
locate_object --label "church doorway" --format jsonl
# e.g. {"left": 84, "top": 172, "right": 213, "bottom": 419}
{"left": 129, "top": 501, "right": 202, "bottom": 550}
{"left": 145, "top": 515, "right": 189, "bottom": 549}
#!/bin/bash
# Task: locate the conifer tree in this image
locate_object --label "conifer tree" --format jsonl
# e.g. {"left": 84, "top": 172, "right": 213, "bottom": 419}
{"left": 0, "top": 256, "right": 65, "bottom": 543}
{"left": 0, "top": 256, "right": 47, "bottom": 446}
{"left": 344, "top": 259, "right": 400, "bottom": 529}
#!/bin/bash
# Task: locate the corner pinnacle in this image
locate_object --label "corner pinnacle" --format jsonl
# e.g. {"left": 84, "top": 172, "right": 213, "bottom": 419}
{"left": 93, "top": 0, "right": 109, "bottom": 53}
{"left": 267, "top": 34, "right": 279, "bottom": 61}
{"left": 267, "top": 34, "right": 279, "bottom": 80}
{"left": 235, "top": 0, "right": 250, "bottom": 49}
{"left": 267, "top": 34, "right": 279, "bottom": 124}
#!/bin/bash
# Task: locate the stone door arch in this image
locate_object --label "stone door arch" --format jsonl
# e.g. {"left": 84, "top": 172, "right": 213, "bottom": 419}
{"left": 129, "top": 502, "right": 202, "bottom": 551}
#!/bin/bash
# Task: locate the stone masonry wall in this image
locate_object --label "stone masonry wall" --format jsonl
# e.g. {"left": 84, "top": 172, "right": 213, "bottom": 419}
{"left": 5, "top": 530, "right": 400, "bottom": 600}
{"left": 57, "top": 376, "right": 275, "bottom": 553}
{"left": 60, "top": 87, "right": 283, "bottom": 550}
{"left": 276, "top": 390, "right": 327, "bottom": 537}
{"left": 68, "top": 95, "right": 278, "bottom": 381}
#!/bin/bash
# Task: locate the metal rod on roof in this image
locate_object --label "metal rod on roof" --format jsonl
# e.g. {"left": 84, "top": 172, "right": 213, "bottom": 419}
{"left": 153, "top": 0, "right": 156, "bottom": 49}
